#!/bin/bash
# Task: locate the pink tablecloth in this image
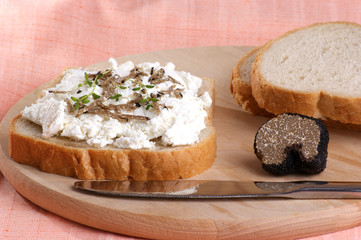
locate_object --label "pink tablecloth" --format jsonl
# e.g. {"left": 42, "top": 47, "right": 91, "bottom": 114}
{"left": 1, "top": 1, "right": 360, "bottom": 239}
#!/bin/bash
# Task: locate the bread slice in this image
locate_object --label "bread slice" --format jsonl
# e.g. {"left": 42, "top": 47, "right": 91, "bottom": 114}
{"left": 9, "top": 74, "right": 216, "bottom": 180}
{"left": 230, "top": 47, "right": 272, "bottom": 116}
{"left": 252, "top": 22, "right": 361, "bottom": 124}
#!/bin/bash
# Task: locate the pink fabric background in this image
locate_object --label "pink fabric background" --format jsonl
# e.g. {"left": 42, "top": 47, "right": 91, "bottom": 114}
{"left": 1, "top": 0, "right": 361, "bottom": 239}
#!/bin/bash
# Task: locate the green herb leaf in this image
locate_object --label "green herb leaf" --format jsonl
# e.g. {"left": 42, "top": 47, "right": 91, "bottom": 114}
{"left": 74, "top": 102, "right": 79, "bottom": 110}
{"left": 150, "top": 98, "right": 159, "bottom": 102}
{"left": 92, "top": 93, "right": 100, "bottom": 99}
{"left": 86, "top": 79, "right": 92, "bottom": 87}
{"left": 145, "top": 85, "right": 154, "bottom": 88}
{"left": 110, "top": 93, "right": 122, "bottom": 101}
{"left": 94, "top": 73, "right": 102, "bottom": 85}
{"left": 82, "top": 99, "right": 90, "bottom": 104}
{"left": 138, "top": 98, "right": 148, "bottom": 103}
{"left": 78, "top": 83, "right": 83, "bottom": 88}
{"left": 84, "top": 73, "right": 92, "bottom": 87}
{"left": 132, "top": 87, "right": 141, "bottom": 91}
{"left": 79, "top": 95, "right": 89, "bottom": 101}
{"left": 71, "top": 96, "right": 79, "bottom": 102}
{"left": 119, "top": 86, "right": 127, "bottom": 89}
{"left": 103, "top": 68, "right": 112, "bottom": 74}
{"left": 110, "top": 94, "right": 122, "bottom": 99}
{"left": 146, "top": 104, "right": 153, "bottom": 110}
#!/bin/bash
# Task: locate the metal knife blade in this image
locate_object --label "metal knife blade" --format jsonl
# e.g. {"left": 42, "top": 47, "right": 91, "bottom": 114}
{"left": 73, "top": 180, "right": 361, "bottom": 199}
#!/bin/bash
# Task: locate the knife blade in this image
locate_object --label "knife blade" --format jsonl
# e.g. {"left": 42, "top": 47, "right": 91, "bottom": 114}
{"left": 73, "top": 180, "right": 361, "bottom": 199}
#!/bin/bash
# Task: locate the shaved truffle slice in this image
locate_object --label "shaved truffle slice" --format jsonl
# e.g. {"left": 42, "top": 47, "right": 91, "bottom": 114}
{"left": 254, "top": 113, "right": 329, "bottom": 175}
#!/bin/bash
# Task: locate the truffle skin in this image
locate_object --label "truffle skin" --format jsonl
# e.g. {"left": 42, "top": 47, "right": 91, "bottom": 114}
{"left": 254, "top": 113, "right": 329, "bottom": 175}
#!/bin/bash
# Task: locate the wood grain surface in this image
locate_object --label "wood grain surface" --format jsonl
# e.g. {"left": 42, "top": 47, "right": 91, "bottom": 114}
{"left": 1, "top": 46, "right": 361, "bottom": 240}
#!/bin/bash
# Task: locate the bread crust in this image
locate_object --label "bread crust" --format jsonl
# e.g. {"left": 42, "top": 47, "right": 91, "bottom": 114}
{"left": 252, "top": 64, "right": 321, "bottom": 117}
{"left": 9, "top": 68, "right": 217, "bottom": 180}
{"left": 230, "top": 47, "right": 272, "bottom": 116}
{"left": 252, "top": 22, "right": 361, "bottom": 124}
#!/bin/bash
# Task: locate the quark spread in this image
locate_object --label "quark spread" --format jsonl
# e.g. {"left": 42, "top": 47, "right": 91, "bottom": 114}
{"left": 22, "top": 59, "right": 212, "bottom": 149}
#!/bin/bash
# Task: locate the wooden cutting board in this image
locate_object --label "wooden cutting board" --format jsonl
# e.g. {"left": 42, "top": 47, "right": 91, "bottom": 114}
{"left": 1, "top": 46, "right": 361, "bottom": 240}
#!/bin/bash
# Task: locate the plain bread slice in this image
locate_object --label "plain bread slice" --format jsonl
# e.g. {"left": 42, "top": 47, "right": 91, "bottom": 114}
{"left": 252, "top": 22, "right": 361, "bottom": 124}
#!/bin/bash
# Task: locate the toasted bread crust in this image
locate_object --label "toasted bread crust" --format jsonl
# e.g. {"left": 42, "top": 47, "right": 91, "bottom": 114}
{"left": 252, "top": 22, "right": 361, "bottom": 124}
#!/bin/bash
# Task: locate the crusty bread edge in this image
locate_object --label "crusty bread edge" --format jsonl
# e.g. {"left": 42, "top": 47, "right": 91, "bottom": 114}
{"left": 230, "top": 47, "right": 273, "bottom": 116}
{"left": 252, "top": 21, "right": 361, "bottom": 124}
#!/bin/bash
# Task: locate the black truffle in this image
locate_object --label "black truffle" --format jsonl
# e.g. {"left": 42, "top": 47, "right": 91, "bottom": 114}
{"left": 254, "top": 113, "right": 329, "bottom": 175}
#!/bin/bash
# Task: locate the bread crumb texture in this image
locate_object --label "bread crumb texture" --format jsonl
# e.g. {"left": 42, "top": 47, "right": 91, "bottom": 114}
{"left": 260, "top": 23, "right": 361, "bottom": 95}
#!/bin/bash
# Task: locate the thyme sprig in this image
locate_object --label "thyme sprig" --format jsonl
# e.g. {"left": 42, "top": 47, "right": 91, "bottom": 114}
{"left": 109, "top": 82, "right": 128, "bottom": 102}
{"left": 70, "top": 67, "right": 164, "bottom": 112}
{"left": 109, "top": 75, "right": 159, "bottom": 110}
{"left": 110, "top": 93, "right": 122, "bottom": 101}
{"left": 71, "top": 70, "right": 107, "bottom": 110}
{"left": 130, "top": 83, "right": 158, "bottom": 110}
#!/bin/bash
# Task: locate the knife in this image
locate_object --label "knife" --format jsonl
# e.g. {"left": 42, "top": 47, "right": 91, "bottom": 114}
{"left": 73, "top": 180, "right": 361, "bottom": 199}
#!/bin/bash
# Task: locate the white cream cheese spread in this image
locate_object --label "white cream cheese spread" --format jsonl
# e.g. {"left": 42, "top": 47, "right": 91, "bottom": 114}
{"left": 22, "top": 59, "right": 212, "bottom": 149}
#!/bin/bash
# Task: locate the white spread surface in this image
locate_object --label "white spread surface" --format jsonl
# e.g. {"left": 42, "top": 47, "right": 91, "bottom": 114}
{"left": 22, "top": 59, "right": 212, "bottom": 149}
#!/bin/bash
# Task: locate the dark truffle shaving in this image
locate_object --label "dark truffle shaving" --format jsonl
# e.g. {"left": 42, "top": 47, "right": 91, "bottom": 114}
{"left": 48, "top": 90, "right": 69, "bottom": 94}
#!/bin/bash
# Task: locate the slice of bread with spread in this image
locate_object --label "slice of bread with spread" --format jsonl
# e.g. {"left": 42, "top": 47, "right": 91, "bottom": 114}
{"left": 9, "top": 60, "right": 216, "bottom": 180}
{"left": 252, "top": 22, "right": 361, "bottom": 125}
